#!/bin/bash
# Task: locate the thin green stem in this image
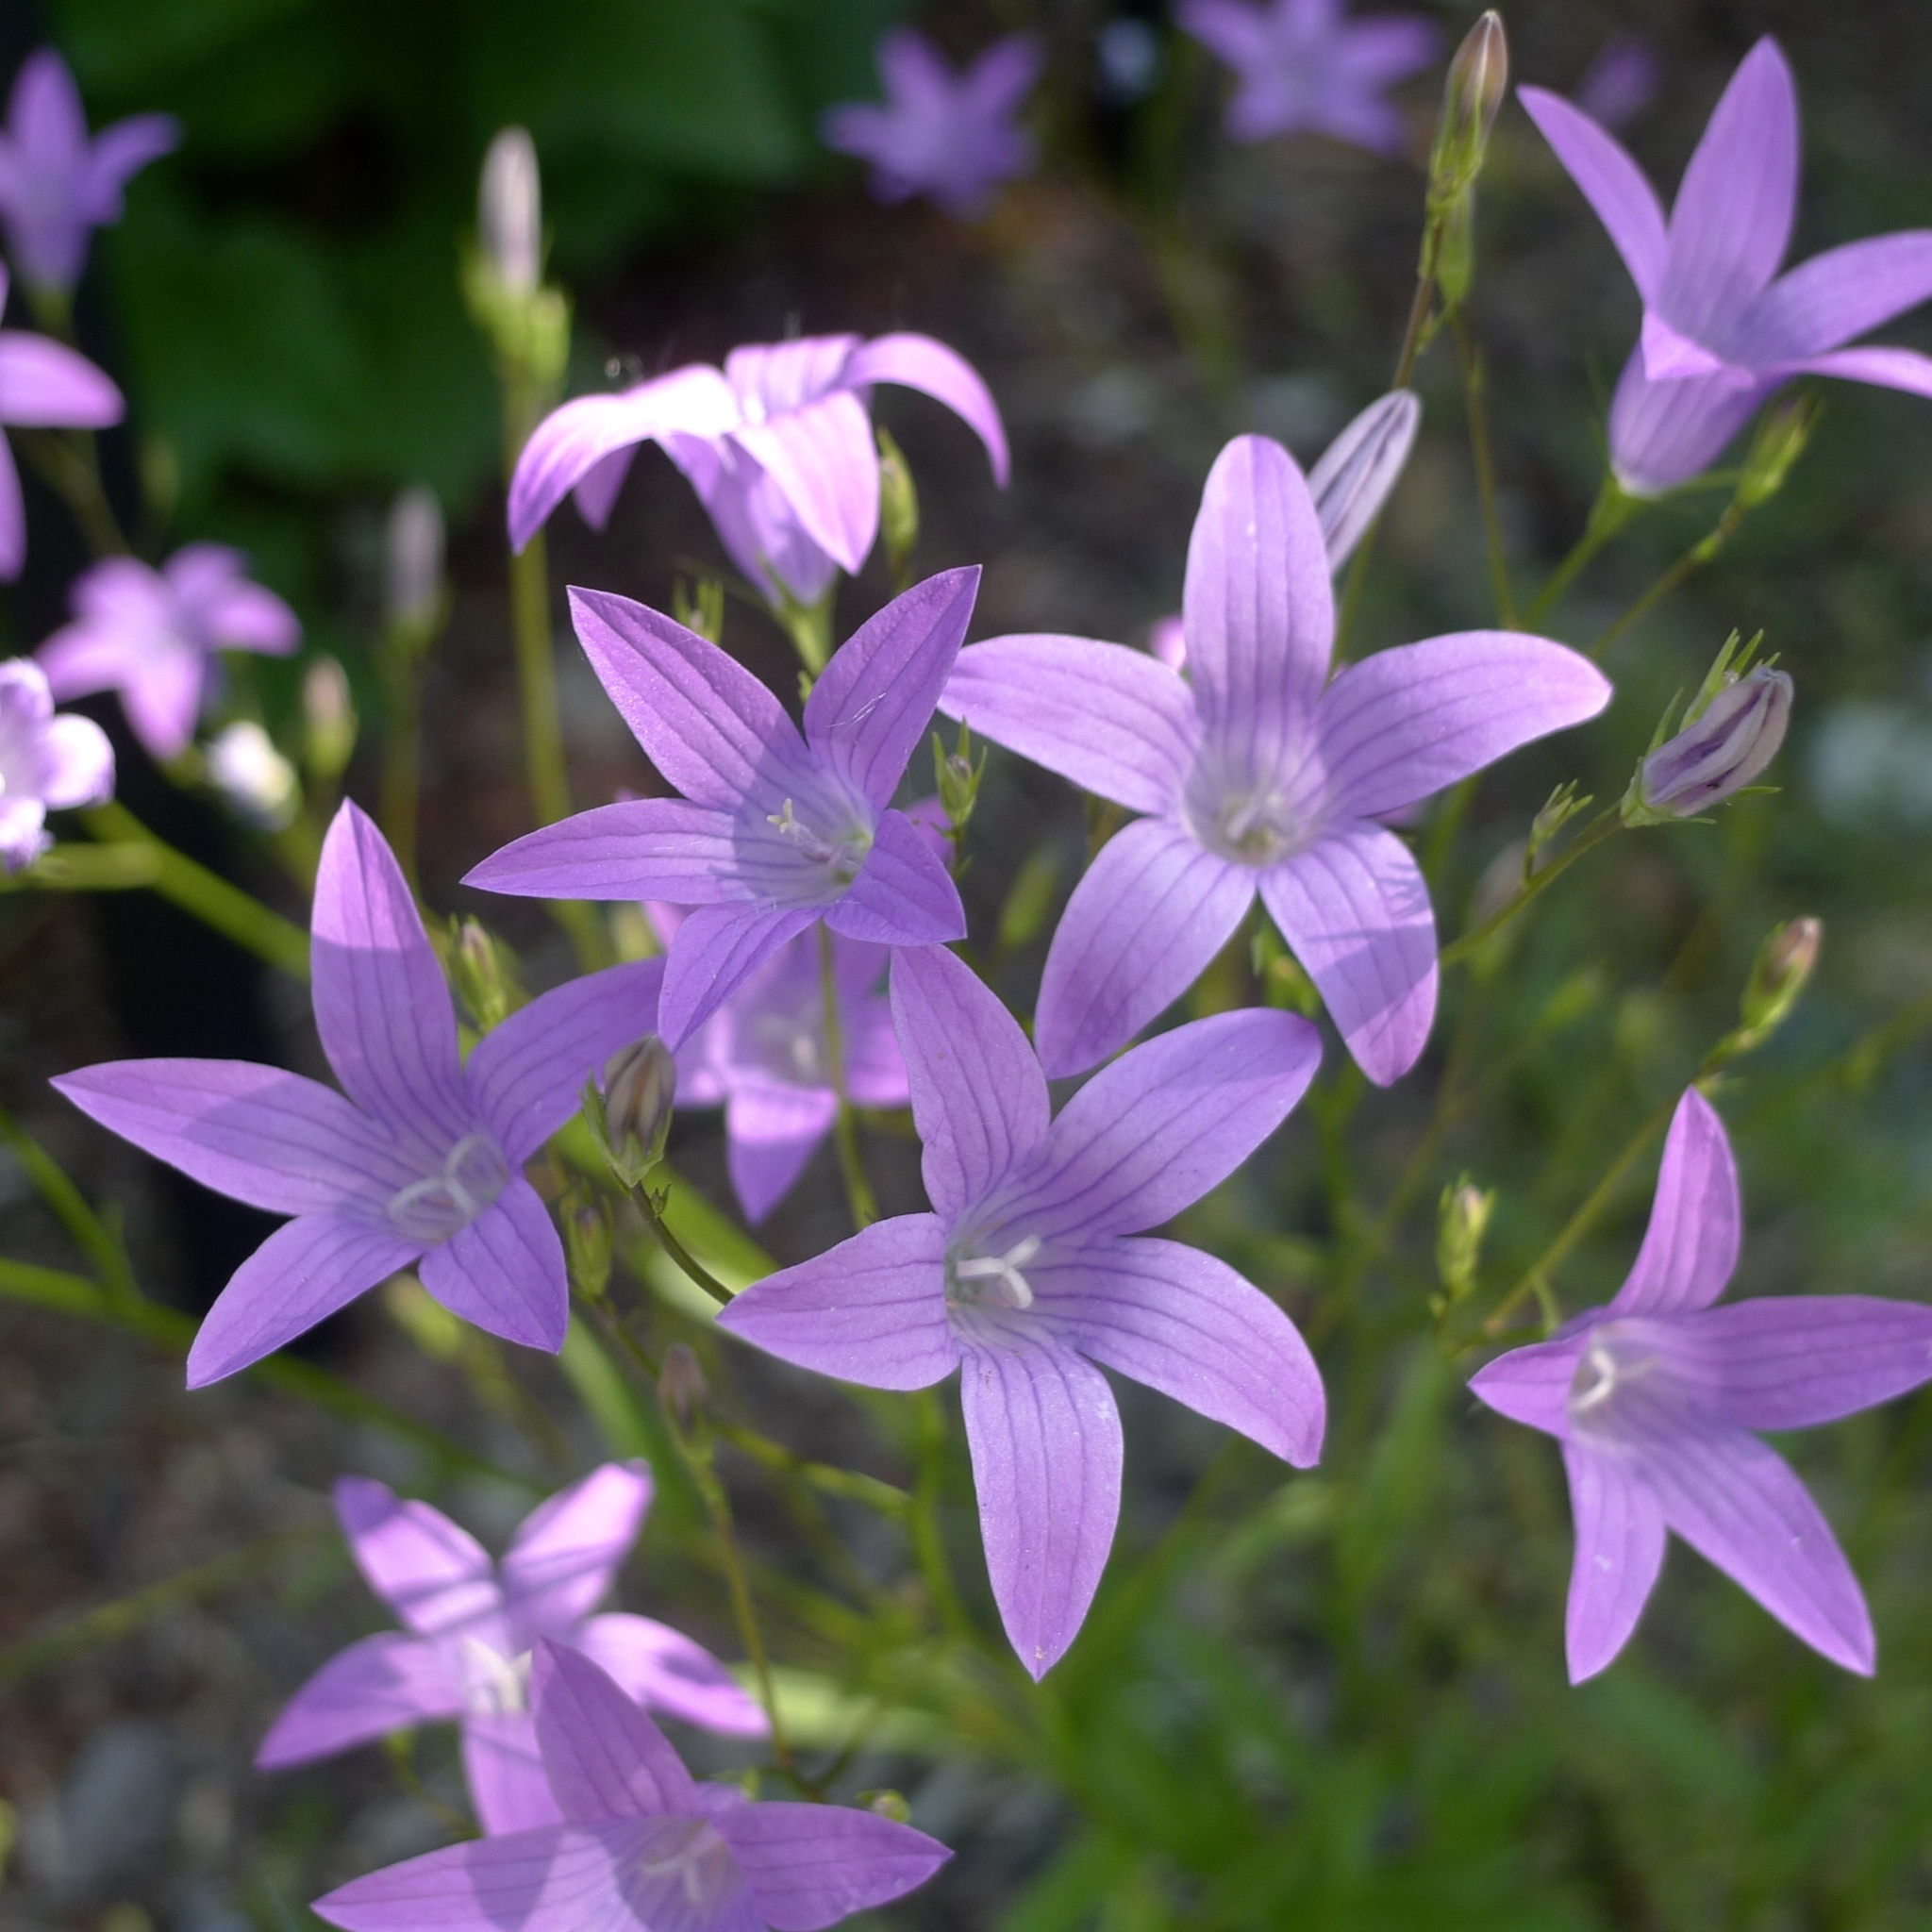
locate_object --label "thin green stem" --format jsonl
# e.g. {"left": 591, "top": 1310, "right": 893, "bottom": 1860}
{"left": 818, "top": 922, "right": 879, "bottom": 1230}
{"left": 1450, "top": 310, "right": 1516, "bottom": 628}
{"left": 1587, "top": 500, "right": 1747, "bottom": 662}
{"left": 0, "top": 1102, "right": 137, "bottom": 1302}
{"left": 910, "top": 1389, "right": 972, "bottom": 1638}
{"left": 775, "top": 587, "right": 836, "bottom": 677}
{"left": 713, "top": 1418, "right": 911, "bottom": 1520}
{"left": 634, "top": 1184, "right": 735, "bottom": 1306}
{"left": 1522, "top": 477, "right": 1638, "bottom": 631}
{"left": 1438, "top": 807, "right": 1623, "bottom": 972}
{"left": 15, "top": 426, "right": 130, "bottom": 559}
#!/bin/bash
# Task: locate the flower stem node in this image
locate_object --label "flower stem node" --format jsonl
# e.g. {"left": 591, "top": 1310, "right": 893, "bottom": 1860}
{"left": 588, "top": 1036, "right": 676, "bottom": 1189}
{"left": 1623, "top": 632, "right": 1792, "bottom": 825}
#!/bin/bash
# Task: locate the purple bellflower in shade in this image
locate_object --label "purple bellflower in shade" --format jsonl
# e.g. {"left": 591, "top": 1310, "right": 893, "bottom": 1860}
{"left": 822, "top": 28, "right": 1042, "bottom": 220}
{"left": 1177, "top": 0, "right": 1439, "bottom": 156}
{"left": 719, "top": 945, "right": 1326, "bottom": 1678}
{"left": 313, "top": 1642, "right": 950, "bottom": 1932}
{"left": 0, "top": 658, "right": 112, "bottom": 869}
{"left": 258, "top": 1466, "right": 768, "bottom": 1835}
{"left": 38, "top": 545, "right": 301, "bottom": 760}
{"left": 464, "top": 570, "right": 975, "bottom": 1049}
{"left": 1519, "top": 40, "right": 1932, "bottom": 497}
{"left": 507, "top": 332, "right": 1008, "bottom": 608}
{"left": 0, "top": 49, "right": 176, "bottom": 293}
{"left": 52, "top": 802, "right": 667, "bottom": 1385}
{"left": 938, "top": 435, "right": 1611, "bottom": 1085}
{"left": 0, "top": 264, "right": 120, "bottom": 579}
{"left": 1573, "top": 36, "right": 1659, "bottom": 133}
{"left": 1470, "top": 1089, "right": 1932, "bottom": 1683}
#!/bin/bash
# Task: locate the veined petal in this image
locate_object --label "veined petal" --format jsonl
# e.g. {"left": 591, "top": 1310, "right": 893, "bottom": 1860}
{"left": 1517, "top": 86, "right": 1669, "bottom": 301}
{"left": 1790, "top": 344, "right": 1932, "bottom": 399}
{"left": 1560, "top": 1442, "right": 1667, "bottom": 1682}
{"left": 1607, "top": 341, "right": 1771, "bottom": 497}
{"left": 1685, "top": 1296, "right": 1932, "bottom": 1431}
{"left": 1034, "top": 817, "right": 1254, "bottom": 1079}
{"left": 718, "top": 1213, "right": 958, "bottom": 1390}
{"left": 0, "top": 331, "right": 122, "bottom": 426}
{"left": 1736, "top": 230, "right": 1932, "bottom": 364}
{"left": 1315, "top": 632, "right": 1611, "bottom": 821}
{"left": 463, "top": 1712, "right": 561, "bottom": 1835}
{"left": 660, "top": 903, "right": 823, "bottom": 1049}
{"left": 256, "top": 1633, "right": 466, "bottom": 1767}
{"left": 333, "top": 1474, "right": 499, "bottom": 1635}
{"left": 729, "top": 390, "right": 878, "bottom": 575}
{"left": 890, "top": 943, "right": 1049, "bottom": 1221}
{"left": 724, "top": 1078, "right": 838, "bottom": 1224}
{"left": 1031, "top": 1237, "right": 1323, "bottom": 1465}
{"left": 1467, "top": 1333, "right": 1588, "bottom": 1437}
{"left": 938, "top": 634, "right": 1199, "bottom": 816}
{"left": 574, "top": 1614, "right": 770, "bottom": 1738}
{"left": 464, "top": 800, "right": 745, "bottom": 906}
{"left": 1307, "top": 389, "right": 1421, "bottom": 572}
{"left": 719, "top": 1800, "right": 952, "bottom": 1931}
{"left": 0, "top": 433, "right": 23, "bottom": 578}
{"left": 418, "top": 1177, "right": 568, "bottom": 1354}
{"left": 725, "top": 335, "right": 862, "bottom": 415}
{"left": 531, "top": 1640, "right": 698, "bottom": 1823}
{"left": 1259, "top": 821, "right": 1438, "bottom": 1087}
{"left": 501, "top": 1462, "right": 653, "bottom": 1649}
{"left": 824, "top": 808, "right": 966, "bottom": 946}
{"left": 960, "top": 1339, "right": 1122, "bottom": 1679}
{"left": 1611, "top": 1089, "right": 1740, "bottom": 1316}
{"left": 841, "top": 331, "right": 1010, "bottom": 485}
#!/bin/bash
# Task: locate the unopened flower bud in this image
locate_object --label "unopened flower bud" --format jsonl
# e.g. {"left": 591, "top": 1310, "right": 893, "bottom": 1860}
{"left": 1428, "top": 11, "right": 1507, "bottom": 206}
{"left": 862, "top": 1790, "right": 911, "bottom": 1824}
{"left": 479, "top": 128, "right": 541, "bottom": 296}
{"left": 562, "top": 1194, "right": 612, "bottom": 1300}
{"left": 451, "top": 917, "right": 521, "bottom": 1032}
{"left": 933, "top": 723, "right": 985, "bottom": 834}
{"left": 593, "top": 1036, "right": 676, "bottom": 1187}
{"left": 207, "top": 722, "right": 298, "bottom": 830}
{"left": 1736, "top": 395, "right": 1819, "bottom": 508}
{"left": 1740, "top": 916, "right": 1820, "bottom": 1041}
{"left": 876, "top": 425, "right": 920, "bottom": 581}
{"left": 385, "top": 487, "right": 445, "bottom": 638}
{"left": 301, "top": 656, "right": 357, "bottom": 785}
{"left": 1308, "top": 390, "right": 1421, "bottom": 573}
{"left": 659, "top": 1342, "right": 708, "bottom": 1432}
{"left": 1435, "top": 1177, "right": 1494, "bottom": 1302}
{"left": 1625, "top": 656, "right": 1792, "bottom": 824}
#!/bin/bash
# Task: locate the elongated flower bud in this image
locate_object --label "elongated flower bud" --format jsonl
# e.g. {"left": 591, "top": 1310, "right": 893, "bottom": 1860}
{"left": 1740, "top": 916, "right": 1820, "bottom": 1040}
{"left": 451, "top": 917, "right": 521, "bottom": 1032}
{"left": 1308, "top": 390, "right": 1421, "bottom": 572}
{"left": 1436, "top": 1177, "right": 1494, "bottom": 1303}
{"left": 876, "top": 425, "right": 920, "bottom": 580}
{"left": 207, "top": 722, "right": 297, "bottom": 830}
{"left": 659, "top": 1342, "right": 708, "bottom": 1431}
{"left": 1736, "top": 395, "right": 1819, "bottom": 508}
{"left": 301, "top": 656, "right": 357, "bottom": 785}
{"left": 1428, "top": 11, "right": 1507, "bottom": 207}
{"left": 1624, "top": 663, "right": 1792, "bottom": 824}
{"left": 385, "top": 487, "right": 445, "bottom": 637}
{"left": 591, "top": 1036, "right": 676, "bottom": 1188}
{"left": 562, "top": 1194, "right": 612, "bottom": 1301}
{"left": 479, "top": 128, "right": 541, "bottom": 296}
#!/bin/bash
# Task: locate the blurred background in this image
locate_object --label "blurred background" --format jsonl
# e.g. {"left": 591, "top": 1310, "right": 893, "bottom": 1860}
{"left": 5, "top": 0, "right": 1932, "bottom": 1925}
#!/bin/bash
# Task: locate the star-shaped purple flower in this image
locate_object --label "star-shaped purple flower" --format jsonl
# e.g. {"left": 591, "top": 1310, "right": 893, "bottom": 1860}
{"left": 507, "top": 332, "right": 1007, "bottom": 608}
{"left": 38, "top": 543, "right": 301, "bottom": 761}
{"left": 0, "top": 657, "right": 112, "bottom": 869}
{"left": 1521, "top": 38, "right": 1932, "bottom": 496}
{"left": 823, "top": 27, "right": 1042, "bottom": 220}
{"left": 938, "top": 434, "right": 1612, "bottom": 1084}
{"left": 1178, "top": 0, "right": 1439, "bottom": 155}
{"left": 719, "top": 944, "right": 1326, "bottom": 1678}
{"left": 54, "top": 801, "right": 665, "bottom": 1384}
{"left": 1471, "top": 1089, "right": 1932, "bottom": 1682}
{"left": 314, "top": 1641, "right": 949, "bottom": 1932}
{"left": 0, "top": 47, "right": 176, "bottom": 293}
{"left": 258, "top": 1464, "right": 768, "bottom": 1834}
{"left": 467, "top": 570, "right": 975, "bottom": 1049}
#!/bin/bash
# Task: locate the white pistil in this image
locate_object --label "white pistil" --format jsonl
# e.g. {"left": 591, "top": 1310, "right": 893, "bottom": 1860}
{"left": 638, "top": 1819, "right": 734, "bottom": 1907}
{"left": 951, "top": 1235, "right": 1041, "bottom": 1310}
{"left": 388, "top": 1132, "right": 509, "bottom": 1241}
{"left": 767, "top": 797, "right": 871, "bottom": 880}
{"left": 458, "top": 1638, "right": 532, "bottom": 1718}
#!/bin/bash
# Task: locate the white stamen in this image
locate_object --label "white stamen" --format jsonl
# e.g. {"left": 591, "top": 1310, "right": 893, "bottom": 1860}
{"left": 638, "top": 1819, "right": 735, "bottom": 1907}
{"left": 951, "top": 1235, "right": 1041, "bottom": 1310}
{"left": 458, "top": 1639, "right": 532, "bottom": 1718}
{"left": 389, "top": 1132, "right": 509, "bottom": 1242}
{"left": 765, "top": 797, "right": 872, "bottom": 881}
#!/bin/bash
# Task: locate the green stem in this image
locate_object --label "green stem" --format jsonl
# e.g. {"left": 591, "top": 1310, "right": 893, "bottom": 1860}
{"left": 775, "top": 587, "right": 836, "bottom": 677}
{"left": 1450, "top": 310, "right": 1516, "bottom": 628}
{"left": 1437, "top": 807, "right": 1622, "bottom": 972}
{"left": 0, "top": 1102, "right": 137, "bottom": 1302}
{"left": 15, "top": 426, "right": 130, "bottom": 560}
{"left": 713, "top": 1418, "right": 911, "bottom": 1520}
{"left": 634, "top": 1184, "right": 735, "bottom": 1306}
{"left": 818, "top": 923, "right": 879, "bottom": 1230}
{"left": 910, "top": 1389, "right": 972, "bottom": 1638}
{"left": 1587, "top": 500, "right": 1747, "bottom": 662}
{"left": 1522, "top": 477, "right": 1638, "bottom": 631}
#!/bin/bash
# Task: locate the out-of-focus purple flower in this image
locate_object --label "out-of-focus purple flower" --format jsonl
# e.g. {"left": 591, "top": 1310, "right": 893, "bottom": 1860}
{"left": 54, "top": 802, "right": 666, "bottom": 1385}
{"left": 939, "top": 435, "right": 1609, "bottom": 1084}
{"left": 0, "top": 657, "right": 111, "bottom": 869}
{"left": 720, "top": 944, "right": 1326, "bottom": 1678}
{"left": 0, "top": 264, "right": 120, "bottom": 579}
{"left": 0, "top": 48, "right": 176, "bottom": 293}
{"left": 313, "top": 1642, "right": 948, "bottom": 1932}
{"left": 1626, "top": 661, "right": 1791, "bottom": 824}
{"left": 508, "top": 332, "right": 1007, "bottom": 608}
{"left": 1470, "top": 1089, "right": 1932, "bottom": 1681}
{"left": 1178, "top": 0, "right": 1440, "bottom": 156}
{"left": 38, "top": 545, "right": 300, "bottom": 760}
{"left": 205, "top": 720, "right": 297, "bottom": 830}
{"left": 258, "top": 1466, "right": 767, "bottom": 1834}
{"left": 466, "top": 571, "right": 975, "bottom": 1048}
{"left": 1574, "top": 35, "right": 1658, "bottom": 131}
{"left": 824, "top": 28, "right": 1042, "bottom": 220}
{"left": 1521, "top": 39, "right": 1932, "bottom": 495}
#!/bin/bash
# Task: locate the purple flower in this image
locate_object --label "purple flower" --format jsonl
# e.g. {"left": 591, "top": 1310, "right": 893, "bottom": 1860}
{"left": 38, "top": 544, "right": 301, "bottom": 760}
{"left": 823, "top": 28, "right": 1042, "bottom": 220}
{"left": 938, "top": 435, "right": 1611, "bottom": 1084}
{"left": 1625, "top": 661, "right": 1791, "bottom": 824}
{"left": 0, "top": 263, "right": 121, "bottom": 578}
{"left": 0, "top": 657, "right": 112, "bottom": 869}
{"left": 1470, "top": 1090, "right": 1932, "bottom": 1681}
{"left": 258, "top": 1465, "right": 767, "bottom": 1834}
{"left": 1178, "top": 0, "right": 1440, "bottom": 156}
{"left": 508, "top": 332, "right": 1008, "bottom": 608}
{"left": 0, "top": 48, "right": 176, "bottom": 293}
{"left": 466, "top": 571, "right": 976, "bottom": 1049}
{"left": 1520, "top": 38, "right": 1932, "bottom": 497}
{"left": 1573, "top": 36, "right": 1658, "bottom": 132}
{"left": 53, "top": 801, "right": 666, "bottom": 1385}
{"left": 719, "top": 944, "right": 1326, "bottom": 1678}
{"left": 313, "top": 1641, "right": 948, "bottom": 1932}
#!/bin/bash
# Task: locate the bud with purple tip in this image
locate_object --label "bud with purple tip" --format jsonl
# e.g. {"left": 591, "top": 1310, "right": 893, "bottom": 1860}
{"left": 478, "top": 128, "right": 541, "bottom": 297}
{"left": 1308, "top": 390, "right": 1421, "bottom": 573}
{"left": 586, "top": 1035, "right": 677, "bottom": 1189}
{"left": 1624, "top": 634, "right": 1792, "bottom": 824}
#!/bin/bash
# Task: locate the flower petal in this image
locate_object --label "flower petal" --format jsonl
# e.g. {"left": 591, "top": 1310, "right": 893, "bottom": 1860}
{"left": 37, "top": 711, "right": 113, "bottom": 808}
{"left": 1517, "top": 86, "right": 1669, "bottom": 301}
{"left": 574, "top": 1613, "right": 770, "bottom": 1738}
{"left": 724, "top": 1078, "right": 838, "bottom": 1224}
{"left": 824, "top": 808, "right": 966, "bottom": 947}
{"left": 1259, "top": 821, "right": 1437, "bottom": 1086}
{"left": 1467, "top": 1333, "right": 1587, "bottom": 1436}
{"left": 0, "top": 331, "right": 122, "bottom": 426}
{"left": 1790, "top": 344, "right": 1932, "bottom": 399}
{"left": 462, "top": 1712, "right": 562, "bottom": 1834}
{"left": 418, "top": 1176, "right": 569, "bottom": 1354}
{"left": 721, "top": 1214, "right": 959, "bottom": 1391}
{"left": 1607, "top": 341, "right": 1771, "bottom": 496}
{"left": 531, "top": 1640, "right": 697, "bottom": 1823}
{"left": 890, "top": 942, "right": 1049, "bottom": 1221}
{"left": 256, "top": 1633, "right": 466, "bottom": 1768}
{"left": 501, "top": 1462, "right": 653, "bottom": 1648}
{"left": 1560, "top": 1442, "right": 1667, "bottom": 1682}
{"left": 332, "top": 1474, "right": 500, "bottom": 1635}
{"left": 718, "top": 1800, "right": 952, "bottom": 1930}
{"left": 841, "top": 330, "right": 1010, "bottom": 485}
{"left": 1684, "top": 1295, "right": 1932, "bottom": 1431}
{"left": 0, "top": 433, "right": 23, "bottom": 578}
{"left": 959, "top": 1339, "right": 1122, "bottom": 1679}
{"left": 1034, "top": 817, "right": 1255, "bottom": 1079}
{"left": 729, "top": 390, "right": 879, "bottom": 575}
{"left": 1307, "top": 388, "right": 1421, "bottom": 572}
{"left": 937, "top": 634, "right": 1199, "bottom": 816}
{"left": 1735, "top": 230, "right": 1932, "bottom": 364}
{"left": 660, "top": 903, "right": 823, "bottom": 1049}
{"left": 1611, "top": 1088, "right": 1739, "bottom": 1316}
{"left": 463, "top": 799, "right": 745, "bottom": 906}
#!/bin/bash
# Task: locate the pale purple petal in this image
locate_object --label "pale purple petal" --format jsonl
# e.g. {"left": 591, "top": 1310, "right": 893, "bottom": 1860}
{"left": 198, "top": 576, "right": 300, "bottom": 655}
{"left": 1259, "top": 821, "right": 1437, "bottom": 1086}
{"left": 659, "top": 903, "right": 822, "bottom": 1049}
{"left": 1574, "top": 37, "right": 1659, "bottom": 132}
{"left": 463, "top": 1712, "right": 562, "bottom": 1834}
{"left": 1030, "top": 1237, "right": 1323, "bottom": 1465}
{"left": 531, "top": 1640, "right": 698, "bottom": 1823}
{"left": 724, "top": 1079, "right": 838, "bottom": 1224}
{"left": 1790, "top": 344, "right": 1932, "bottom": 398}
{"left": 1611, "top": 1088, "right": 1739, "bottom": 1317}
{"left": 1329, "top": 16, "right": 1437, "bottom": 88}
{"left": 717, "top": 1213, "right": 958, "bottom": 1391}
{"left": 729, "top": 390, "right": 878, "bottom": 575}
{"left": 937, "top": 635, "right": 1199, "bottom": 816}
{"left": 84, "top": 111, "right": 179, "bottom": 199}
{"left": 469, "top": 959, "right": 666, "bottom": 1164}
{"left": 0, "top": 432, "right": 22, "bottom": 577}
{"left": 571, "top": 446, "right": 635, "bottom": 529}
{"left": 186, "top": 1214, "right": 423, "bottom": 1387}
{"left": 725, "top": 337, "right": 861, "bottom": 416}
{"left": 332, "top": 1474, "right": 500, "bottom": 1635}
{"left": 1315, "top": 632, "right": 1612, "bottom": 820}
{"left": 256, "top": 1633, "right": 466, "bottom": 1768}
{"left": 1307, "top": 388, "right": 1421, "bottom": 571}
{"left": 889, "top": 942, "right": 1048, "bottom": 1220}
{"left": 1467, "top": 1333, "right": 1588, "bottom": 1435}
{"left": 463, "top": 800, "right": 745, "bottom": 906}
{"left": 803, "top": 567, "right": 978, "bottom": 809}
{"left": 823, "top": 808, "right": 966, "bottom": 946}
{"left": 842, "top": 991, "right": 908, "bottom": 1108}
{"left": 1516, "top": 86, "right": 1669, "bottom": 302}
{"left": 574, "top": 1614, "right": 770, "bottom": 1738}
{"left": 841, "top": 332, "right": 1010, "bottom": 485}
{"left": 718, "top": 1801, "right": 951, "bottom": 1930}
{"left": 418, "top": 1176, "right": 568, "bottom": 1354}
{"left": 1561, "top": 1442, "right": 1667, "bottom": 1682}
{"left": 1735, "top": 231, "right": 1932, "bottom": 363}
{"left": 959, "top": 1339, "right": 1121, "bottom": 1679}
{"left": 1034, "top": 817, "right": 1255, "bottom": 1079}
{"left": 52, "top": 1058, "right": 406, "bottom": 1215}
{"left": 0, "top": 331, "right": 121, "bottom": 426}
{"left": 1177, "top": 0, "right": 1270, "bottom": 71}
{"left": 501, "top": 1462, "right": 653, "bottom": 1647}
{"left": 1607, "top": 342, "right": 1771, "bottom": 495}
{"left": 37, "top": 711, "right": 113, "bottom": 808}
{"left": 1684, "top": 1296, "right": 1932, "bottom": 1431}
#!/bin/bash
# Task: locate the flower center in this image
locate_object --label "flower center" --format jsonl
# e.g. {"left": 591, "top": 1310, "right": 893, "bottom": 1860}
{"left": 1212, "top": 791, "right": 1294, "bottom": 863}
{"left": 637, "top": 1819, "right": 735, "bottom": 1907}
{"left": 767, "top": 797, "right": 873, "bottom": 884}
{"left": 946, "top": 1235, "right": 1041, "bottom": 1311}
{"left": 457, "top": 1638, "right": 531, "bottom": 1718}
{"left": 387, "top": 1132, "right": 510, "bottom": 1243}
{"left": 1565, "top": 1326, "right": 1663, "bottom": 1428}
{"left": 749, "top": 1009, "right": 824, "bottom": 1086}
